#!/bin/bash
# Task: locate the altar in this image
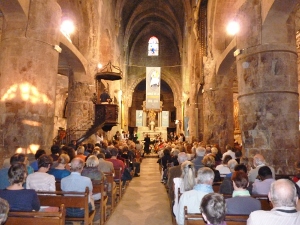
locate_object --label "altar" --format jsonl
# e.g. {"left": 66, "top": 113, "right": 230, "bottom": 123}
{"left": 136, "top": 101, "right": 168, "bottom": 141}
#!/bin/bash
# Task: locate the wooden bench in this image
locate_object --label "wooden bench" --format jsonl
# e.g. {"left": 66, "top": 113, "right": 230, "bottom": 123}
{"left": 104, "top": 171, "right": 117, "bottom": 210}
{"left": 37, "top": 187, "right": 95, "bottom": 225}
{"left": 212, "top": 181, "right": 222, "bottom": 193}
{"left": 114, "top": 167, "right": 123, "bottom": 199}
{"left": 184, "top": 206, "right": 248, "bottom": 225}
{"left": 6, "top": 204, "right": 65, "bottom": 225}
{"left": 93, "top": 179, "right": 108, "bottom": 225}
{"left": 222, "top": 194, "right": 272, "bottom": 210}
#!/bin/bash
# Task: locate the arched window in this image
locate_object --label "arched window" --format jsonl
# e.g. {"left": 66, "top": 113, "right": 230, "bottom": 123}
{"left": 148, "top": 36, "right": 159, "bottom": 56}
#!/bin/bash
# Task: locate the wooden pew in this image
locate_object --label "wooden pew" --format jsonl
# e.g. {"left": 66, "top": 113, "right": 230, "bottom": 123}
{"left": 212, "top": 181, "right": 222, "bottom": 193}
{"left": 93, "top": 179, "right": 108, "bottom": 225}
{"left": 222, "top": 194, "right": 272, "bottom": 210}
{"left": 104, "top": 171, "right": 117, "bottom": 210}
{"left": 184, "top": 206, "right": 248, "bottom": 225}
{"left": 37, "top": 187, "right": 95, "bottom": 225}
{"left": 6, "top": 204, "right": 65, "bottom": 225}
{"left": 114, "top": 167, "right": 123, "bottom": 199}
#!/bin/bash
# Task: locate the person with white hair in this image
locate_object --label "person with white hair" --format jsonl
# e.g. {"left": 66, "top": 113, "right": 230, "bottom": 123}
{"left": 167, "top": 152, "right": 188, "bottom": 202}
{"left": 248, "top": 179, "right": 300, "bottom": 225}
{"left": 248, "top": 153, "right": 275, "bottom": 183}
{"left": 192, "top": 145, "right": 206, "bottom": 172}
{"left": 176, "top": 167, "right": 215, "bottom": 225}
{"left": 173, "top": 161, "right": 196, "bottom": 218}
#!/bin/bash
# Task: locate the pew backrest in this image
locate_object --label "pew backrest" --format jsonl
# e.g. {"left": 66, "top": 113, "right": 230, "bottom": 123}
{"left": 6, "top": 204, "right": 65, "bottom": 225}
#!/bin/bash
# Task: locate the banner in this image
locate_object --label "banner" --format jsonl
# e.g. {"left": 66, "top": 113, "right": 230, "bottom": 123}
{"left": 136, "top": 110, "right": 143, "bottom": 127}
{"left": 161, "top": 111, "right": 169, "bottom": 127}
{"left": 146, "top": 67, "right": 161, "bottom": 109}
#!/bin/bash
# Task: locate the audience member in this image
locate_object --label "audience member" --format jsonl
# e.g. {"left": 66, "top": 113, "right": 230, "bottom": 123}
{"left": 173, "top": 161, "right": 196, "bottom": 218}
{"left": 0, "top": 198, "right": 9, "bottom": 224}
{"left": 26, "top": 154, "right": 55, "bottom": 191}
{"left": 167, "top": 152, "right": 188, "bottom": 201}
{"left": 225, "top": 159, "right": 238, "bottom": 178}
{"left": 248, "top": 179, "right": 300, "bottom": 225}
{"left": 202, "top": 155, "right": 221, "bottom": 182}
{"left": 216, "top": 155, "right": 232, "bottom": 177}
{"left": 76, "top": 146, "right": 87, "bottom": 161}
{"left": 30, "top": 149, "right": 46, "bottom": 172}
{"left": 48, "top": 153, "right": 71, "bottom": 180}
{"left": 61, "top": 158, "right": 94, "bottom": 217}
{"left": 97, "top": 153, "right": 114, "bottom": 173}
{"left": 226, "top": 171, "right": 261, "bottom": 214}
{"left": 252, "top": 166, "right": 275, "bottom": 195}
{"left": 0, "top": 153, "right": 34, "bottom": 189}
{"left": 50, "top": 145, "right": 60, "bottom": 161}
{"left": 220, "top": 164, "right": 249, "bottom": 195}
{"left": 192, "top": 146, "right": 206, "bottom": 172}
{"left": 248, "top": 153, "right": 275, "bottom": 183}
{"left": 82, "top": 155, "right": 106, "bottom": 201}
{"left": 0, "top": 162, "right": 40, "bottom": 211}
{"left": 200, "top": 193, "right": 226, "bottom": 225}
{"left": 222, "top": 144, "right": 236, "bottom": 160}
{"left": 176, "top": 167, "right": 215, "bottom": 225}
{"left": 128, "top": 143, "right": 141, "bottom": 177}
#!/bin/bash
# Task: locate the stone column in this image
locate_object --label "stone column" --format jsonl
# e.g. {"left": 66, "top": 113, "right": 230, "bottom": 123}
{"left": 236, "top": 1, "right": 299, "bottom": 173}
{"left": 0, "top": 0, "right": 61, "bottom": 154}
{"left": 66, "top": 72, "right": 94, "bottom": 141}
{"left": 202, "top": 87, "right": 234, "bottom": 151}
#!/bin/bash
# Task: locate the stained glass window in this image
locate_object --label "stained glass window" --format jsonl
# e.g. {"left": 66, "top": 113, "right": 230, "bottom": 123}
{"left": 148, "top": 36, "right": 159, "bottom": 56}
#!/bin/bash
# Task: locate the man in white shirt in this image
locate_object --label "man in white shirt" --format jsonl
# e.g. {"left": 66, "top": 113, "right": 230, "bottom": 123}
{"left": 176, "top": 167, "right": 215, "bottom": 225}
{"left": 222, "top": 144, "right": 236, "bottom": 160}
{"left": 248, "top": 179, "right": 300, "bottom": 225}
{"left": 248, "top": 154, "right": 275, "bottom": 183}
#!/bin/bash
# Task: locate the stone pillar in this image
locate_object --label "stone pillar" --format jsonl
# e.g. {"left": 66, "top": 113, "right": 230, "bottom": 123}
{"left": 202, "top": 87, "right": 234, "bottom": 151}
{"left": 66, "top": 72, "right": 94, "bottom": 141}
{"left": 0, "top": 0, "right": 61, "bottom": 154}
{"left": 236, "top": 1, "right": 299, "bottom": 173}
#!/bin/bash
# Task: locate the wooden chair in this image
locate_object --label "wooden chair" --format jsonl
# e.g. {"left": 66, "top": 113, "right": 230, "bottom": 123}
{"left": 93, "top": 178, "right": 108, "bottom": 225}
{"left": 104, "top": 171, "right": 117, "bottom": 210}
{"left": 37, "top": 187, "right": 95, "bottom": 225}
{"left": 184, "top": 206, "right": 248, "bottom": 225}
{"left": 6, "top": 204, "right": 65, "bottom": 225}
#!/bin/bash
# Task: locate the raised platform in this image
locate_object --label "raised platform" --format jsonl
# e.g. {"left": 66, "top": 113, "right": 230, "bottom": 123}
{"left": 137, "top": 126, "right": 167, "bottom": 141}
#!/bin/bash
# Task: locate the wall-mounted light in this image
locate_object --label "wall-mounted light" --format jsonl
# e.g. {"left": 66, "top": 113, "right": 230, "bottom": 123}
{"left": 226, "top": 21, "right": 239, "bottom": 36}
{"left": 60, "top": 19, "right": 75, "bottom": 42}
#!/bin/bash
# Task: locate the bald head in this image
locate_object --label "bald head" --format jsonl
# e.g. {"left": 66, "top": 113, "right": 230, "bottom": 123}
{"left": 70, "top": 157, "right": 84, "bottom": 172}
{"left": 269, "top": 179, "right": 298, "bottom": 208}
{"left": 253, "top": 154, "right": 266, "bottom": 167}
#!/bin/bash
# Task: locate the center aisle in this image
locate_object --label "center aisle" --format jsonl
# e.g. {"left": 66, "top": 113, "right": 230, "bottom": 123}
{"left": 104, "top": 157, "right": 173, "bottom": 225}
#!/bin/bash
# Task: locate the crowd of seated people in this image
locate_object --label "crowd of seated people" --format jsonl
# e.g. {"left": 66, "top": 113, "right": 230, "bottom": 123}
{"left": 157, "top": 139, "right": 300, "bottom": 225}
{"left": 0, "top": 134, "right": 144, "bottom": 221}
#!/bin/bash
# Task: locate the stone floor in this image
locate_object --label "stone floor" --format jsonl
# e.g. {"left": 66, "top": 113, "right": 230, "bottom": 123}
{"left": 101, "top": 157, "right": 173, "bottom": 225}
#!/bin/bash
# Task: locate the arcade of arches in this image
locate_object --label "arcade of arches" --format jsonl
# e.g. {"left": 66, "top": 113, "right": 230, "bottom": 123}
{"left": 0, "top": 0, "right": 300, "bottom": 174}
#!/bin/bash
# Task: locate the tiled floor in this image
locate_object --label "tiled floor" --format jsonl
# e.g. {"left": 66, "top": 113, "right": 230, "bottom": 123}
{"left": 102, "top": 157, "right": 173, "bottom": 225}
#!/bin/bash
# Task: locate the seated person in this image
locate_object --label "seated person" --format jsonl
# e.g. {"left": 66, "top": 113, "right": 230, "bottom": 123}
{"left": 26, "top": 154, "right": 56, "bottom": 191}
{"left": 176, "top": 167, "right": 215, "bottom": 225}
{"left": 0, "top": 198, "right": 9, "bottom": 225}
{"left": 82, "top": 155, "right": 106, "bottom": 201}
{"left": 202, "top": 155, "right": 221, "bottom": 182}
{"left": 220, "top": 164, "right": 252, "bottom": 195}
{"left": 0, "top": 163, "right": 40, "bottom": 211}
{"left": 225, "top": 159, "right": 238, "bottom": 178}
{"left": 30, "top": 149, "right": 46, "bottom": 172}
{"left": 200, "top": 193, "right": 226, "bottom": 225}
{"left": 252, "top": 166, "right": 275, "bottom": 195}
{"left": 248, "top": 154, "right": 275, "bottom": 183}
{"left": 48, "top": 153, "right": 71, "bottom": 180}
{"left": 61, "top": 157, "right": 94, "bottom": 217}
{"left": 173, "top": 161, "right": 196, "bottom": 218}
{"left": 226, "top": 171, "right": 261, "bottom": 214}
{"left": 0, "top": 153, "right": 34, "bottom": 189}
{"left": 100, "top": 88, "right": 112, "bottom": 103}
{"left": 248, "top": 179, "right": 300, "bottom": 225}
{"left": 216, "top": 155, "right": 232, "bottom": 177}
